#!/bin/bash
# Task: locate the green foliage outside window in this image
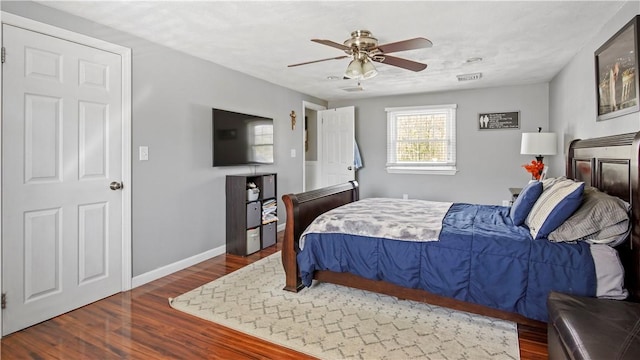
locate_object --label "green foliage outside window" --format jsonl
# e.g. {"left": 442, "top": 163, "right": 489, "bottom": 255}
{"left": 395, "top": 114, "right": 448, "bottom": 163}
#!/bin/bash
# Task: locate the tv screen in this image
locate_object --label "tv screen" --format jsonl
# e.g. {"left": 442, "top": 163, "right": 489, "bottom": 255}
{"left": 212, "top": 108, "right": 274, "bottom": 167}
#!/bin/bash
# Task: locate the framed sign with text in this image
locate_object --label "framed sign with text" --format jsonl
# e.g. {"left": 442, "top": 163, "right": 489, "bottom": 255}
{"left": 478, "top": 111, "right": 520, "bottom": 130}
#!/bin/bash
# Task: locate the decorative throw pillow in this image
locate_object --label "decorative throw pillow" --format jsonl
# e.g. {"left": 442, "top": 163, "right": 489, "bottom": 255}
{"left": 525, "top": 179, "right": 585, "bottom": 239}
{"left": 548, "top": 186, "right": 631, "bottom": 246}
{"left": 541, "top": 176, "right": 567, "bottom": 190}
{"left": 509, "top": 181, "right": 543, "bottom": 226}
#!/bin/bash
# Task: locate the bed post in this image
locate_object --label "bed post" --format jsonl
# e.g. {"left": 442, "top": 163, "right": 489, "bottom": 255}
{"left": 629, "top": 132, "right": 640, "bottom": 300}
{"left": 281, "top": 193, "right": 304, "bottom": 292}
{"left": 565, "top": 138, "right": 579, "bottom": 178}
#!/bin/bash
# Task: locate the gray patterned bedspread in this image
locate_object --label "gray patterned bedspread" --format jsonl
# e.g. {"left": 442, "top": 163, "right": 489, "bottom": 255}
{"left": 300, "top": 198, "right": 453, "bottom": 249}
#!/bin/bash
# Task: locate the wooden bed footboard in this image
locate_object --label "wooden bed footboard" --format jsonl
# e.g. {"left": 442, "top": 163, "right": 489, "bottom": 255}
{"left": 281, "top": 181, "right": 359, "bottom": 292}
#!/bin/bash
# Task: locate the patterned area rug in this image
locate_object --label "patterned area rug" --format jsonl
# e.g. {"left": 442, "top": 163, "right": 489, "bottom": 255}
{"left": 169, "top": 252, "right": 520, "bottom": 359}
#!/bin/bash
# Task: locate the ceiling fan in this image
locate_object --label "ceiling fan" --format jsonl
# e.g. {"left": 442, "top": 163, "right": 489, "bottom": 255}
{"left": 288, "top": 30, "right": 432, "bottom": 80}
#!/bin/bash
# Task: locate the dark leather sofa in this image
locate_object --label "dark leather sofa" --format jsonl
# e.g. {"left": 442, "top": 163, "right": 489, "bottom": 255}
{"left": 547, "top": 291, "right": 640, "bottom": 359}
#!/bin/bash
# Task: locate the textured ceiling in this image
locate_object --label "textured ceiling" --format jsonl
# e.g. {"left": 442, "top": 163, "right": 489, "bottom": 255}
{"left": 36, "top": 1, "right": 627, "bottom": 101}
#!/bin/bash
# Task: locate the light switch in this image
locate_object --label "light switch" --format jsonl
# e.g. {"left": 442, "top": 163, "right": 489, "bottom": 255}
{"left": 139, "top": 146, "right": 149, "bottom": 161}
{"left": 290, "top": 149, "right": 296, "bottom": 158}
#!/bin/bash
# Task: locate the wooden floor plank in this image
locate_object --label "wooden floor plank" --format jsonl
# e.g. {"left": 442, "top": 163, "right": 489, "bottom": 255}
{"left": 1, "top": 233, "right": 547, "bottom": 359}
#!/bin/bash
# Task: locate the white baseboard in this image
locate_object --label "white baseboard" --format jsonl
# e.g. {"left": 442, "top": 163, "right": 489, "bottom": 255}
{"left": 131, "top": 224, "right": 286, "bottom": 288}
{"left": 131, "top": 245, "right": 226, "bottom": 288}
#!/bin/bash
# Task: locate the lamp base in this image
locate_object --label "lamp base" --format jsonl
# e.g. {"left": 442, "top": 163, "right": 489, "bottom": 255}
{"left": 535, "top": 157, "right": 545, "bottom": 180}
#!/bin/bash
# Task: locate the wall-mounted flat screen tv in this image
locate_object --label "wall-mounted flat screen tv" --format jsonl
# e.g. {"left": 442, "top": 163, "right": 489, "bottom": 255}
{"left": 212, "top": 108, "right": 274, "bottom": 167}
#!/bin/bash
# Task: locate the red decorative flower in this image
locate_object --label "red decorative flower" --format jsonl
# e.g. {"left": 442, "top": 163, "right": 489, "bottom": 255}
{"left": 522, "top": 160, "right": 544, "bottom": 180}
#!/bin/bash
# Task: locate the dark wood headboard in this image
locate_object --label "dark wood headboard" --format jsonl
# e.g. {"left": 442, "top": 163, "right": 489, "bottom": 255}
{"left": 567, "top": 132, "right": 640, "bottom": 301}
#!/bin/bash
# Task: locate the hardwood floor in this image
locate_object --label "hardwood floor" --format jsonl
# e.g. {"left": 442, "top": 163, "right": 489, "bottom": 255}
{"left": 1, "top": 233, "right": 548, "bottom": 359}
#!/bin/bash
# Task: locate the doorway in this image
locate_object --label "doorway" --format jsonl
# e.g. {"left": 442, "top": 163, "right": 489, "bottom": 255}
{"left": 302, "top": 102, "right": 356, "bottom": 191}
{"left": 302, "top": 101, "right": 325, "bottom": 192}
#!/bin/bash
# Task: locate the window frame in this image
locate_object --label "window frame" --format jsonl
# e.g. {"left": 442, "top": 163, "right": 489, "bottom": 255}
{"left": 385, "top": 104, "right": 458, "bottom": 175}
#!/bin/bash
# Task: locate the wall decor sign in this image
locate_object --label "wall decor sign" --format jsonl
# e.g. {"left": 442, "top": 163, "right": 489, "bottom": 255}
{"left": 478, "top": 111, "right": 520, "bottom": 130}
{"left": 595, "top": 15, "right": 639, "bottom": 121}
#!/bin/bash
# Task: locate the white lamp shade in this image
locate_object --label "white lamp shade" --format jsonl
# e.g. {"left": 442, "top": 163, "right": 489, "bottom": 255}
{"left": 344, "top": 59, "right": 364, "bottom": 79}
{"left": 520, "top": 132, "right": 557, "bottom": 156}
{"left": 361, "top": 58, "right": 378, "bottom": 79}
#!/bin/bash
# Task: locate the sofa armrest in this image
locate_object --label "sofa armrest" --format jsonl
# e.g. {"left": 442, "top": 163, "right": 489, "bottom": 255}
{"left": 547, "top": 292, "right": 640, "bottom": 360}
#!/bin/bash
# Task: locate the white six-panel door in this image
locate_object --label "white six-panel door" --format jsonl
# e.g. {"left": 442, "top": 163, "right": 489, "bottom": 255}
{"left": 319, "top": 106, "right": 355, "bottom": 187}
{"left": 2, "top": 24, "right": 124, "bottom": 335}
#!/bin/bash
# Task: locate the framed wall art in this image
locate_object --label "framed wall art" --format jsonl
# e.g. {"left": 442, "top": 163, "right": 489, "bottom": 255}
{"left": 478, "top": 111, "right": 520, "bottom": 130}
{"left": 595, "top": 15, "right": 639, "bottom": 121}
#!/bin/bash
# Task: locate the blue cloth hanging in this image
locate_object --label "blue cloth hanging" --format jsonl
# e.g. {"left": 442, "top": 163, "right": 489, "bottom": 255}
{"left": 354, "top": 139, "right": 363, "bottom": 170}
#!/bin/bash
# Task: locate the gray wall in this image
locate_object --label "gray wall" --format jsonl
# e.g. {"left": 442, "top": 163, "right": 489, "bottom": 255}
{"left": 330, "top": 84, "right": 549, "bottom": 205}
{"left": 549, "top": 2, "right": 640, "bottom": 175}
{"left": 1, "top": 1, "right": 326, "bottom": 277}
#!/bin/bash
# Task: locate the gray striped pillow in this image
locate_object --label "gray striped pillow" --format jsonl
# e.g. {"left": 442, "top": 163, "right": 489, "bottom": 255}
{"left": 548, "top": 187, "right": 630, "bottom": 245}
{"left": 525, "top": 179, "right": 585, "bottom": 239}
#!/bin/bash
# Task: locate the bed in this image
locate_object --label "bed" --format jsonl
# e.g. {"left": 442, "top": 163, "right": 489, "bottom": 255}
{"left": 281, "top": 132, "right": 640, "bottom": 326}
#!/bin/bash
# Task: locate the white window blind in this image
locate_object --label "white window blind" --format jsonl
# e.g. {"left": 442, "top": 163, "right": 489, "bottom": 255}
{"left": 386, "top": 104, "right": 457, "bottom": 175}
{"left": 250, "top": 123, "right": 273, "bottom": 163}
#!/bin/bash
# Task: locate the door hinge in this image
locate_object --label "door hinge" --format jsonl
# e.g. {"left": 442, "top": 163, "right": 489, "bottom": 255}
{"left": 1, "top": 292, "right": 6, "bottom": 309}
{"left": 1, "top": 47, "right": 5, "bottom": 64}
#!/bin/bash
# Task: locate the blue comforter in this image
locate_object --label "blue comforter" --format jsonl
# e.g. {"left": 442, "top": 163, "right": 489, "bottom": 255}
{"left": 297, "top": 203, "right": 596, "bottom": 322}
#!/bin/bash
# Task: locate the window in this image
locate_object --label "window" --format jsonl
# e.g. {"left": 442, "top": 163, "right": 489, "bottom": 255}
{"left": 386, "top": 104, "right": 457, "bottom": 175}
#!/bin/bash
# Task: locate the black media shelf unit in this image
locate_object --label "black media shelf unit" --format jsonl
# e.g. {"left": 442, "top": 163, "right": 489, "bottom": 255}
{"left": 225, "top": 173, "right": 277, "bottom": 256}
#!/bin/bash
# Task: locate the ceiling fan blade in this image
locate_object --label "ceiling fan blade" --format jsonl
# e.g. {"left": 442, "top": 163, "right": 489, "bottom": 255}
{"left": 372, "top": 55, "right": 427, "bottom": 72}
{"left": 288, "top": 55, "right": 350, "bottom": 67}
{"left": 376, "top": 37, "right": 433, "bottom": 54}
{"left": 311, "top": 39, "right": 351, "bottom": 51}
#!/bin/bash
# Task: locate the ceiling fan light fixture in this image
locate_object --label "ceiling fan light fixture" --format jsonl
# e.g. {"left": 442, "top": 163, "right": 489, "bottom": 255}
{"left": 290, "top": 30, "right": 432, "bottom": 79}
{"left": 361, "top": 57, "right": 378, "bottom": 79}
{"left": 344, "top": 58, "right": 364, "bottom": 79}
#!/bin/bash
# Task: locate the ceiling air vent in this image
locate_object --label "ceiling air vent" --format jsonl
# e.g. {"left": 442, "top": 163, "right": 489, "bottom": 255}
{"left": 341, "top": 85, "right": 364, "bottom": 92}
{"left": 457, "top": 72, "right": 482, "bottom": 81}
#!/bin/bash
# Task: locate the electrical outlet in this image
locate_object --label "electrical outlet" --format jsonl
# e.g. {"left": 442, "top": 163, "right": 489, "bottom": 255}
{"left": 502, "top": 200, "right": 512, "bottom": 206}
{"left": 402, "top": 194, "right": 409, "bottom": 200}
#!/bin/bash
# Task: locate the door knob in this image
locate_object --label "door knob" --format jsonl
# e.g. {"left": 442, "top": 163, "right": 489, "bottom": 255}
{"left": 347, "top": 166, "right": 353, "bottom": 170}
{"left": 110, "top": 181, "right": 123, "bottom": 190}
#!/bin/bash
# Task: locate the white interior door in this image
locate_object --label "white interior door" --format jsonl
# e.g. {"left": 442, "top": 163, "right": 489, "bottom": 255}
{"left": 319, "top": 106, "right": 355, "bottom": 187}
{"left": 2, "top": 24, "right": 124, "bottom": 335}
